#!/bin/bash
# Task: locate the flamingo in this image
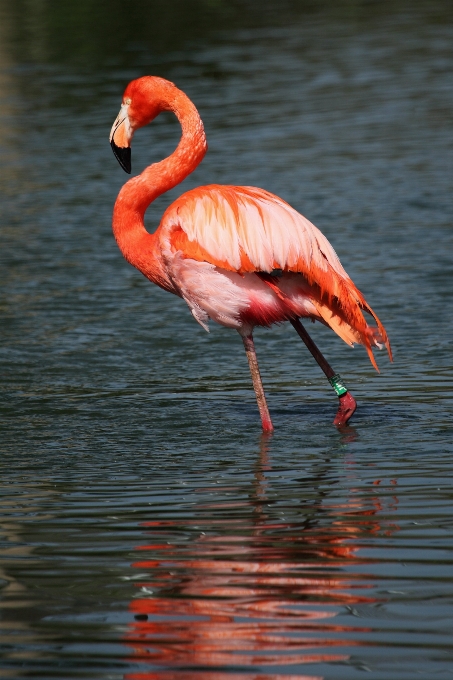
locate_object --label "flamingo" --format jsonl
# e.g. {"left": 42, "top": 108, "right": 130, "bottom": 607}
{"left": 109, "top": 76, "right": 392, "bottom": 432}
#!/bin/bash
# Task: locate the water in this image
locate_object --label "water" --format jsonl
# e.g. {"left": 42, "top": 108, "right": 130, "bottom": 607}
{"left": 1, "top": 1, "right": 453, "bottom": 678}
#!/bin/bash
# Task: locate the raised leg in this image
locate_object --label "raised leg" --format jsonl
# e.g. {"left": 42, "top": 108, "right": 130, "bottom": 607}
{"left": 241, "top": 333, "right": 274, "bottom": 433}
{"left": 289, "top": 317, "right": 357, "bottom": 426}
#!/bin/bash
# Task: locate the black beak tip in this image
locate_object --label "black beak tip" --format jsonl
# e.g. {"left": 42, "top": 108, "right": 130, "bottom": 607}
{"left": 111, "top": 139, "right": 131, "bottom": 174}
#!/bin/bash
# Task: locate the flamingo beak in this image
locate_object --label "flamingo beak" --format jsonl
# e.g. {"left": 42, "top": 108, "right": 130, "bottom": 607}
{"left": 110, "top": 102, "right": 132, "bottom": 174}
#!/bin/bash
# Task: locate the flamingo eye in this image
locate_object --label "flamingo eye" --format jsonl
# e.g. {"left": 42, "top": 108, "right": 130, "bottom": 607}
{"left": 124, "top": 97, "right": 132, "bottom": 105}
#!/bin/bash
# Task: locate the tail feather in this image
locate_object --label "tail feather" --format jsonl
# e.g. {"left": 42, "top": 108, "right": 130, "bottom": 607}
{"left": 281, "top": 261, "right": 392, "bottom": 371}
{"left": 317, "top": 266, "right": 392, "bottom": 370}
{"left": 258, "top": 267, "right": 392, "bottom": 371}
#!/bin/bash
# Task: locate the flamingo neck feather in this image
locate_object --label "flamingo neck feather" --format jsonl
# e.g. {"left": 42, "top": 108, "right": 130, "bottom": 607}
{"left": 112, "top": 84, "right": 207, "bottom": 289}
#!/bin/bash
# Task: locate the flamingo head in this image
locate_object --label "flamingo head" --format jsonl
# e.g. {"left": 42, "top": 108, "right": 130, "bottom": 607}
{"left": 110, "top": 99, "right": 132, "bottom": 173}
{"left": 110, "top": 76, "right": 178, "bottom": 174}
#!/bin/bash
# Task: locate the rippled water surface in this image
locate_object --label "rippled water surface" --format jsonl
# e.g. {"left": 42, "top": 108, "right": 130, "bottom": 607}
{"left": 1, "top": 1, "right": 453, "bottom": 678}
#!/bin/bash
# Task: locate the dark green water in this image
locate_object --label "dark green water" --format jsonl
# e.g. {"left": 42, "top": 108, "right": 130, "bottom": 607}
{"left": 1, "top": 1, "right": 453, "bottom": 678}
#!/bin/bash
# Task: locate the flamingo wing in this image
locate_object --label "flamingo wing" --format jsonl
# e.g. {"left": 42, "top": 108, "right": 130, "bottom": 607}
{"left": 158, "top": 185, "right": 391, "bottom": 367}
{"left": 162, "top": 185, "right": 347, "bottom": 276}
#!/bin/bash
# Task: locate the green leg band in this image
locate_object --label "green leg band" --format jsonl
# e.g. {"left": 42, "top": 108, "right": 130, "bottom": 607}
{"left": 328, "top": 373, "right": 348, "bottom": 397}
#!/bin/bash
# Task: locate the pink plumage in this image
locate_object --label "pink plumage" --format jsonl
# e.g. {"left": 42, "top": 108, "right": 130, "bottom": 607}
{"left": 109, "top": 76, "right": 392, "bottom": 431}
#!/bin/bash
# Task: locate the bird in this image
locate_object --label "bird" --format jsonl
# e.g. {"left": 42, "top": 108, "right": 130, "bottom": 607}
{"left": 109, "top": 76, "right": 392, "bottom": 432}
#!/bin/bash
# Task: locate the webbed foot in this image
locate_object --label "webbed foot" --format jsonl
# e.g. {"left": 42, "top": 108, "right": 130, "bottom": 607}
{"left": 333, "top": 391, "right": 357, "bottom": 426}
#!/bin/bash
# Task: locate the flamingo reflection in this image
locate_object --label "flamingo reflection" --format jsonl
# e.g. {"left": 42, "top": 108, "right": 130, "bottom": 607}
{"left": 124, "top": 437, "right": 399, "bottom": 679}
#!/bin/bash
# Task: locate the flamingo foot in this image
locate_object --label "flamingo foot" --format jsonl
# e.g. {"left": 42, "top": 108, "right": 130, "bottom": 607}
{"left": 261, "top": 418, "right": 274, "bottom": 434}
{"left": 333, "top": 392, "right": 357, "bottom": 427}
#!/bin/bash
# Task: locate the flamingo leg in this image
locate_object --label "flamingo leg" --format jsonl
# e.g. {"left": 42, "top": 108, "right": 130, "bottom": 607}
{"left": 289, "top": 318, "right": 357, "bottom": 426}
{"left": 241, "top": 333, "right": 274, "bottom": 433}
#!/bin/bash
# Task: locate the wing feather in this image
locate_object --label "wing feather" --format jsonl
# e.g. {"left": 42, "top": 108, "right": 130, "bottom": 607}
{"left": 159, "top": 184, "right": 391, "bottom": 364}
{"left": 161, "top": 185, "right": 342, "bottom": 273}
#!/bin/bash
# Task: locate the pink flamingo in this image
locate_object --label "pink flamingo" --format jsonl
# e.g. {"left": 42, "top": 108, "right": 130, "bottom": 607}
{"left": 109, "top": 76, "right": 392, "bottom": 432}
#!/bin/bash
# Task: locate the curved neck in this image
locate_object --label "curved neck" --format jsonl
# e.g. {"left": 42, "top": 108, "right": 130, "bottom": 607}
{"left": 112, "top": 86, "right": 207, "bottom": 287}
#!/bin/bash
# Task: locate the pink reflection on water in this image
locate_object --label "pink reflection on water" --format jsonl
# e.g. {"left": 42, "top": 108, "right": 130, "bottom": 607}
{"left": 123, "top": 437, "right": 399, "bottom": 678}
{"left": 128, "top": 674, "right": 322, "bottom": 680}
